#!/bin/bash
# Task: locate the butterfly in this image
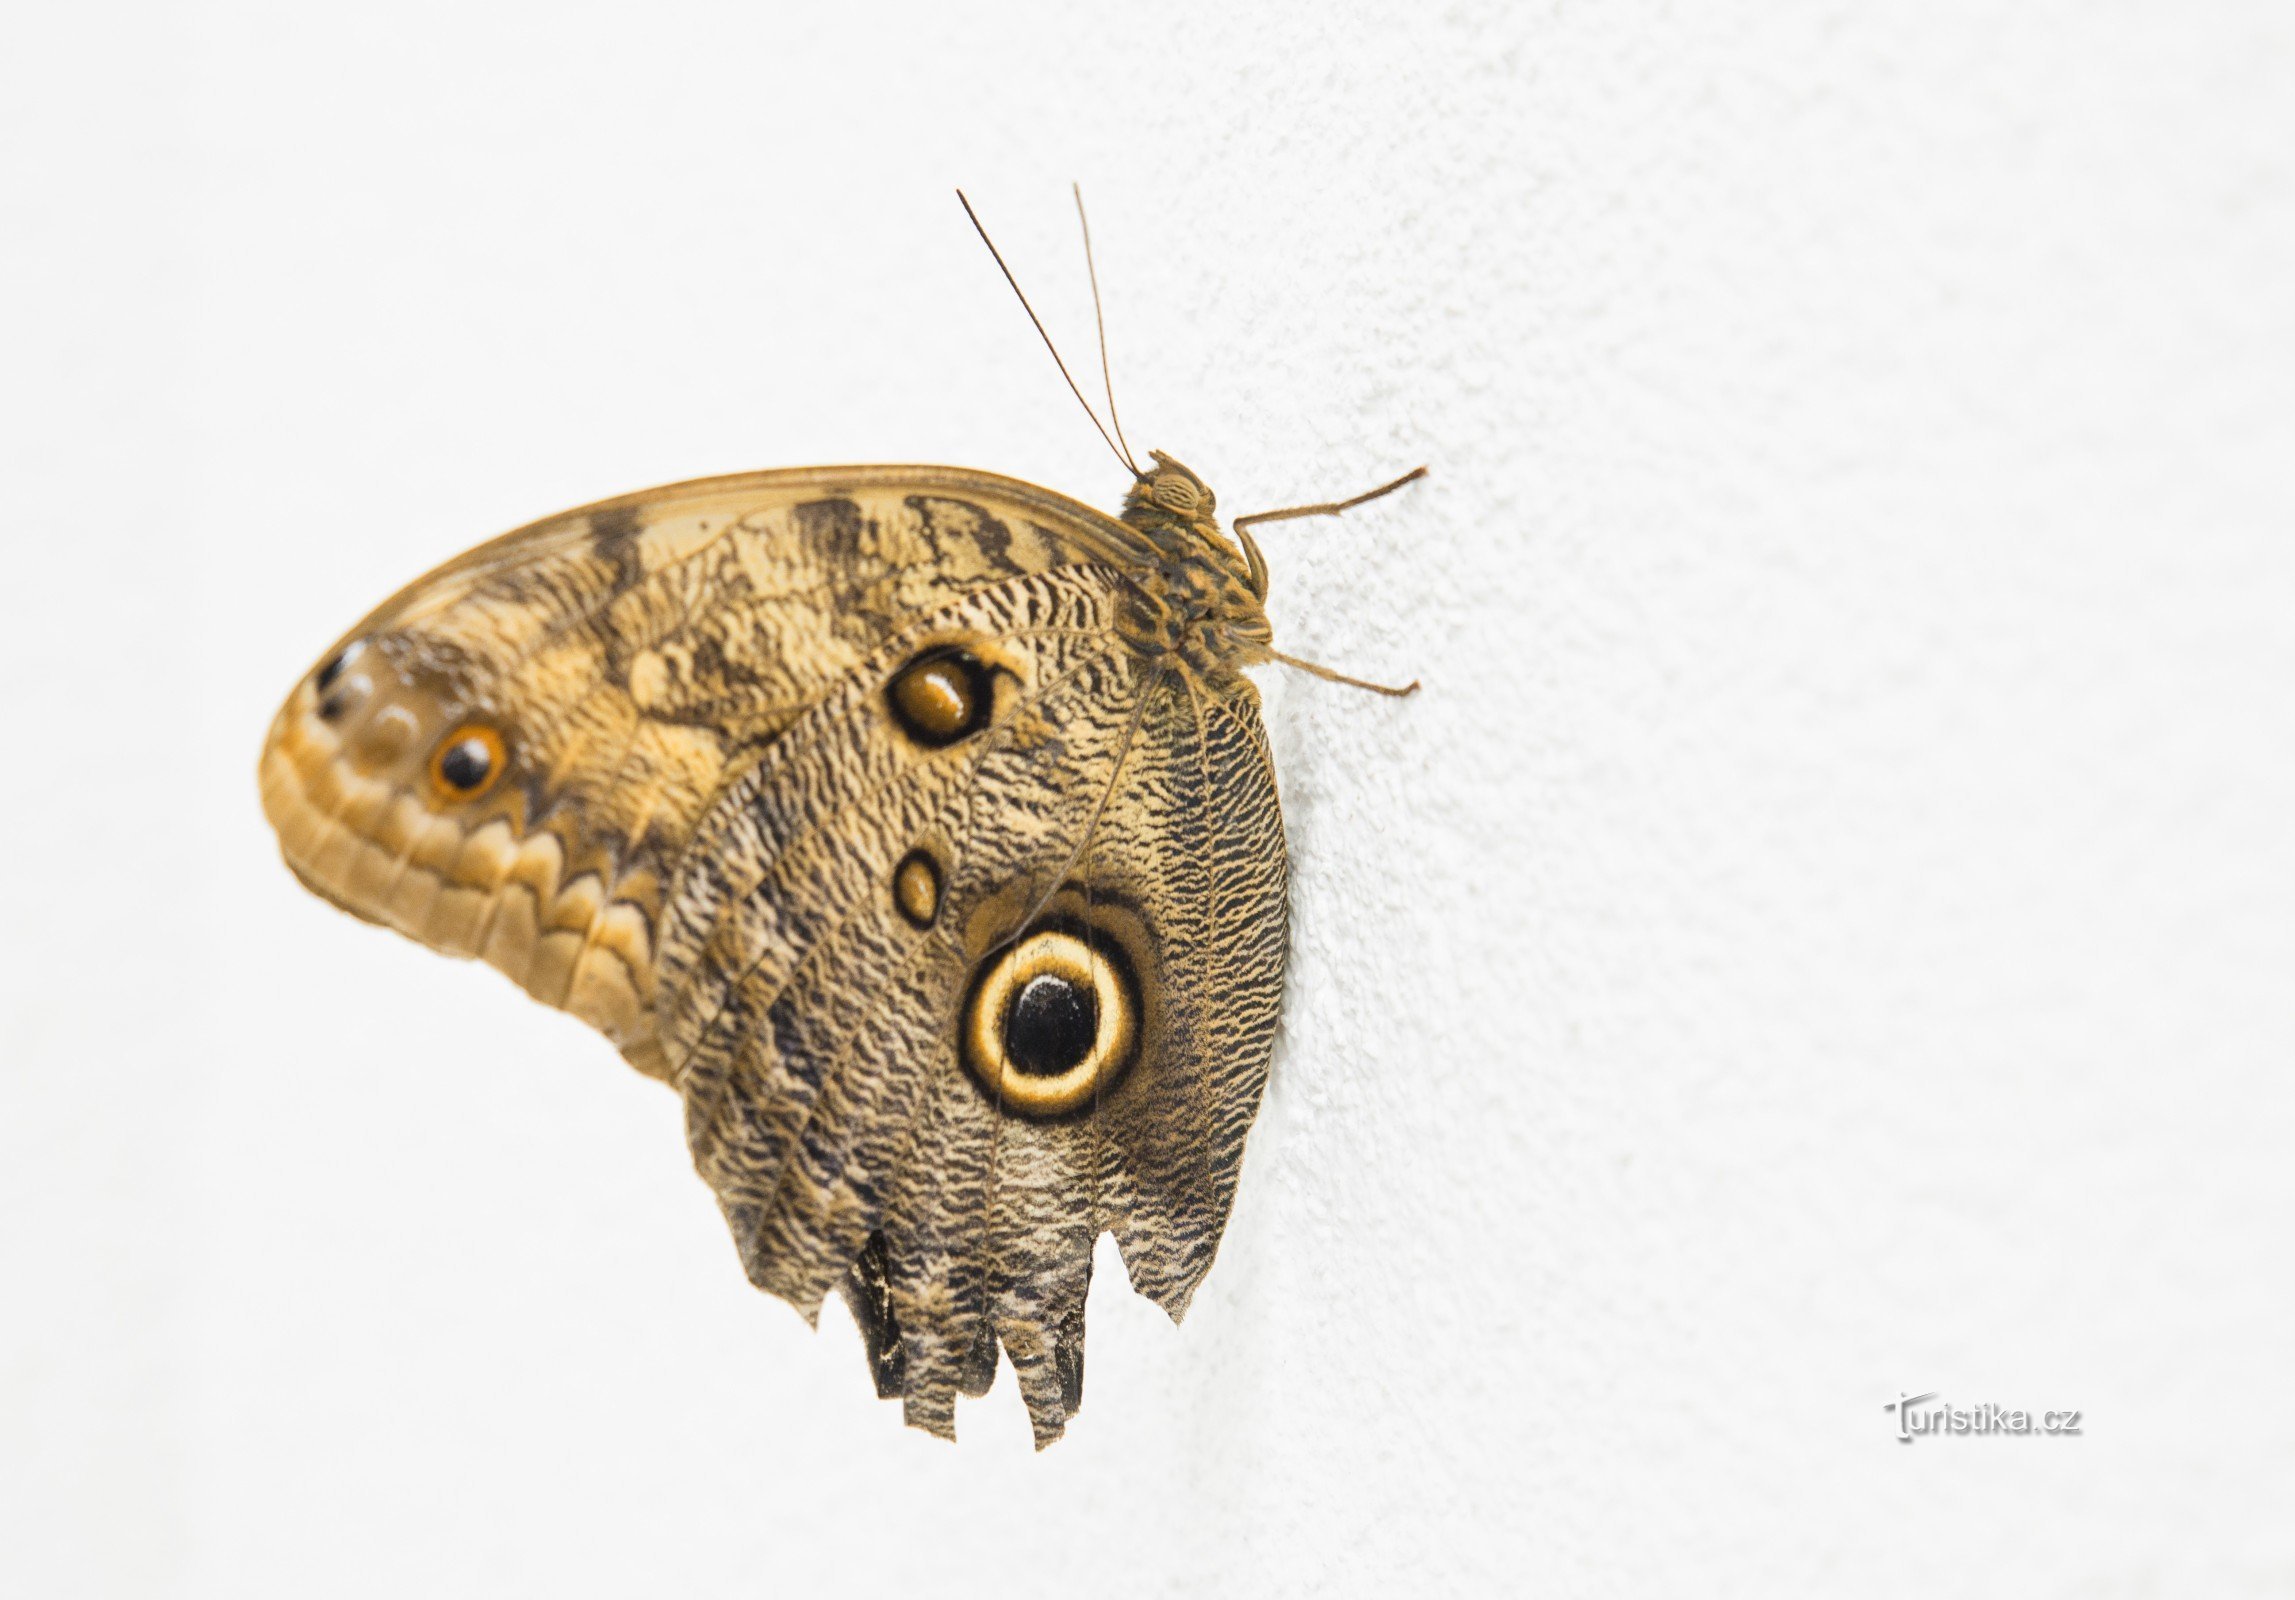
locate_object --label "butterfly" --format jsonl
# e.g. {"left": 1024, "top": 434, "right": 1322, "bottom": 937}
{"left": 257, "top": 189, "right": 1423, "bottom": 1446}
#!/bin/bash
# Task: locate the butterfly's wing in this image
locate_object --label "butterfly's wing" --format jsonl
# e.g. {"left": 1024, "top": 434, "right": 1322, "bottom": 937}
{"left": 661, "top": 577, "right": 1286, "bottom": 1444}
{"left": 259, "top": 468, "right": 1286, "bottom": 1445}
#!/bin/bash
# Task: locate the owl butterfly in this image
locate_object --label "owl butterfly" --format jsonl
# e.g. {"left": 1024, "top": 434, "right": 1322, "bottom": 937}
{"left": 258, "top": 190, "right": 1423, "bottom": 1447}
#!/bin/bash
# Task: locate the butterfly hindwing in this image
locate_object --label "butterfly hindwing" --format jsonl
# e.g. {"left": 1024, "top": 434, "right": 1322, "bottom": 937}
{"left": 662, "top": 567, "right": 1150, "bottom": 1309}
{"left": 658, "top": 562, "right": 1285, "bottom": 1443}
{"left": 876, "top": 668, "right": 1287, "bottom": 1442}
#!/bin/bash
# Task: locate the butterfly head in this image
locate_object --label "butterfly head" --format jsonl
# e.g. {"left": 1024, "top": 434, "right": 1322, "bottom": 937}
{"left": 1126, "top": 450, "right": 1215, "bottom": 518}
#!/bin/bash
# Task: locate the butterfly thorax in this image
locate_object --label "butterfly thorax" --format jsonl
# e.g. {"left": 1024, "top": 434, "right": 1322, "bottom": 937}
{"left": 1115, "top": 452, "right": 1274, "bottom": 682}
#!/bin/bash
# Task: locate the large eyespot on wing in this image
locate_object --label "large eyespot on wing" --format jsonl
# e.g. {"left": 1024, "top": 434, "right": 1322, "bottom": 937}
{"left": 257, "top": 466, "right": 1156, "bottom": 1078}
{"left": 957, "top": 920, "right": 1142, "bottom": 1118}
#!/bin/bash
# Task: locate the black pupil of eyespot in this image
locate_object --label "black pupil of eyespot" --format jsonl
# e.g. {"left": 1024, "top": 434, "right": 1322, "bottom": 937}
{"left": 439, "top": 737, "right": 492, "bottom": 791}
{"left": 1005, "top": 972, "right": 1098, "bottom": 1077}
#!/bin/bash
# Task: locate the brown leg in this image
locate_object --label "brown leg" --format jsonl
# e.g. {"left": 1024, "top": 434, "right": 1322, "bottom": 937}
{"left": 1231, "top": 466, "right": 1428, "bottom": 533}
{"left": 1270, "top": 650, "right": 1420, "bottom": 697}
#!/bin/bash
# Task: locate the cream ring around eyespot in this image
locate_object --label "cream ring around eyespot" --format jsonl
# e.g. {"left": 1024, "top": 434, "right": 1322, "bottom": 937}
{"left": 961, "top": 928, "right": 1137, "bottom": 1118}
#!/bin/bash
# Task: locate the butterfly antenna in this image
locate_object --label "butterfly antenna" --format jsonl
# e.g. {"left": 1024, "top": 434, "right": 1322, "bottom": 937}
{"left": 1071, "top": 182, "right": 1140, "bottom": 476}
{"left": 957, "top": 189, "right": 1136, "bottom": 478}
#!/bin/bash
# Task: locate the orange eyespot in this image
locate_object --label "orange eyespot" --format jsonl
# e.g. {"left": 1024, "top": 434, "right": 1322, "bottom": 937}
{"left": 891, "top": 848, "right": 943, "bottom": 929}
{"left": 887, "top": 647, "right": 994, "bottom": 747}
{"left": 428, "top": 724, "right": 506, "bottom": 801}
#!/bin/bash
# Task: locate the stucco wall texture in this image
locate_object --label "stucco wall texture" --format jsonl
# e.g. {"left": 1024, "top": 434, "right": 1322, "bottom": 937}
{"left": 7, "top": 2, "right": 2292, "bottom": 1594}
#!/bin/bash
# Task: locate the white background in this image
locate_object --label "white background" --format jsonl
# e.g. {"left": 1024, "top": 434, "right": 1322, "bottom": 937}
{"left": 6, "top": 2, "right": 2293, "bottom": 1594}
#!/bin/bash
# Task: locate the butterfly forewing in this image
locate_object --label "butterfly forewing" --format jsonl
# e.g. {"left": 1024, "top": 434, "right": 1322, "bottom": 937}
{"left": 260, "top": 469, "right": 1156, "bottom": 1076}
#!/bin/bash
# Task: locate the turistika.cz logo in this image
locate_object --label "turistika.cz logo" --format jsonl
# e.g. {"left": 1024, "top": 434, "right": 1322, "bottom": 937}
{"left": 1885, "top": 1392, "right": 2083, "bottom": 1443}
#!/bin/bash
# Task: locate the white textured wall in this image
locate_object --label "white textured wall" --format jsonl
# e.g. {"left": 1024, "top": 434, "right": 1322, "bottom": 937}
{"left": 7, "top": 2, "right": 2294, "bottom": 1594}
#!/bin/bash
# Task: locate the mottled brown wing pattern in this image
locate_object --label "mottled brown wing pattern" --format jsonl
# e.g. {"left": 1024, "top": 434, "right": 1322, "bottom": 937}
{"left": 885, "top": 673, "right": 1288, "bottom": 1443}
{"left": 660, "top": 567, "right": 1286, "bottom": 1441}
{"left": 259, "top": 469, "right": 1151, "bottom": 1078}
{"left": 259, "top": 463, "right": 1292, "bottom": 1446}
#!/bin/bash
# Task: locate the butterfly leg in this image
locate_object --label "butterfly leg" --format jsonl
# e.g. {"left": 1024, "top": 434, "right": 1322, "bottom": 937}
{"left": 1229, "top": 465, "right": 1429, "bottom": 600}
{"left": 1229, "top": 464, "right": 1429, "bottom": 534}
{"left": 1269, "top": 650, "right": 1421, "bottom": 697}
